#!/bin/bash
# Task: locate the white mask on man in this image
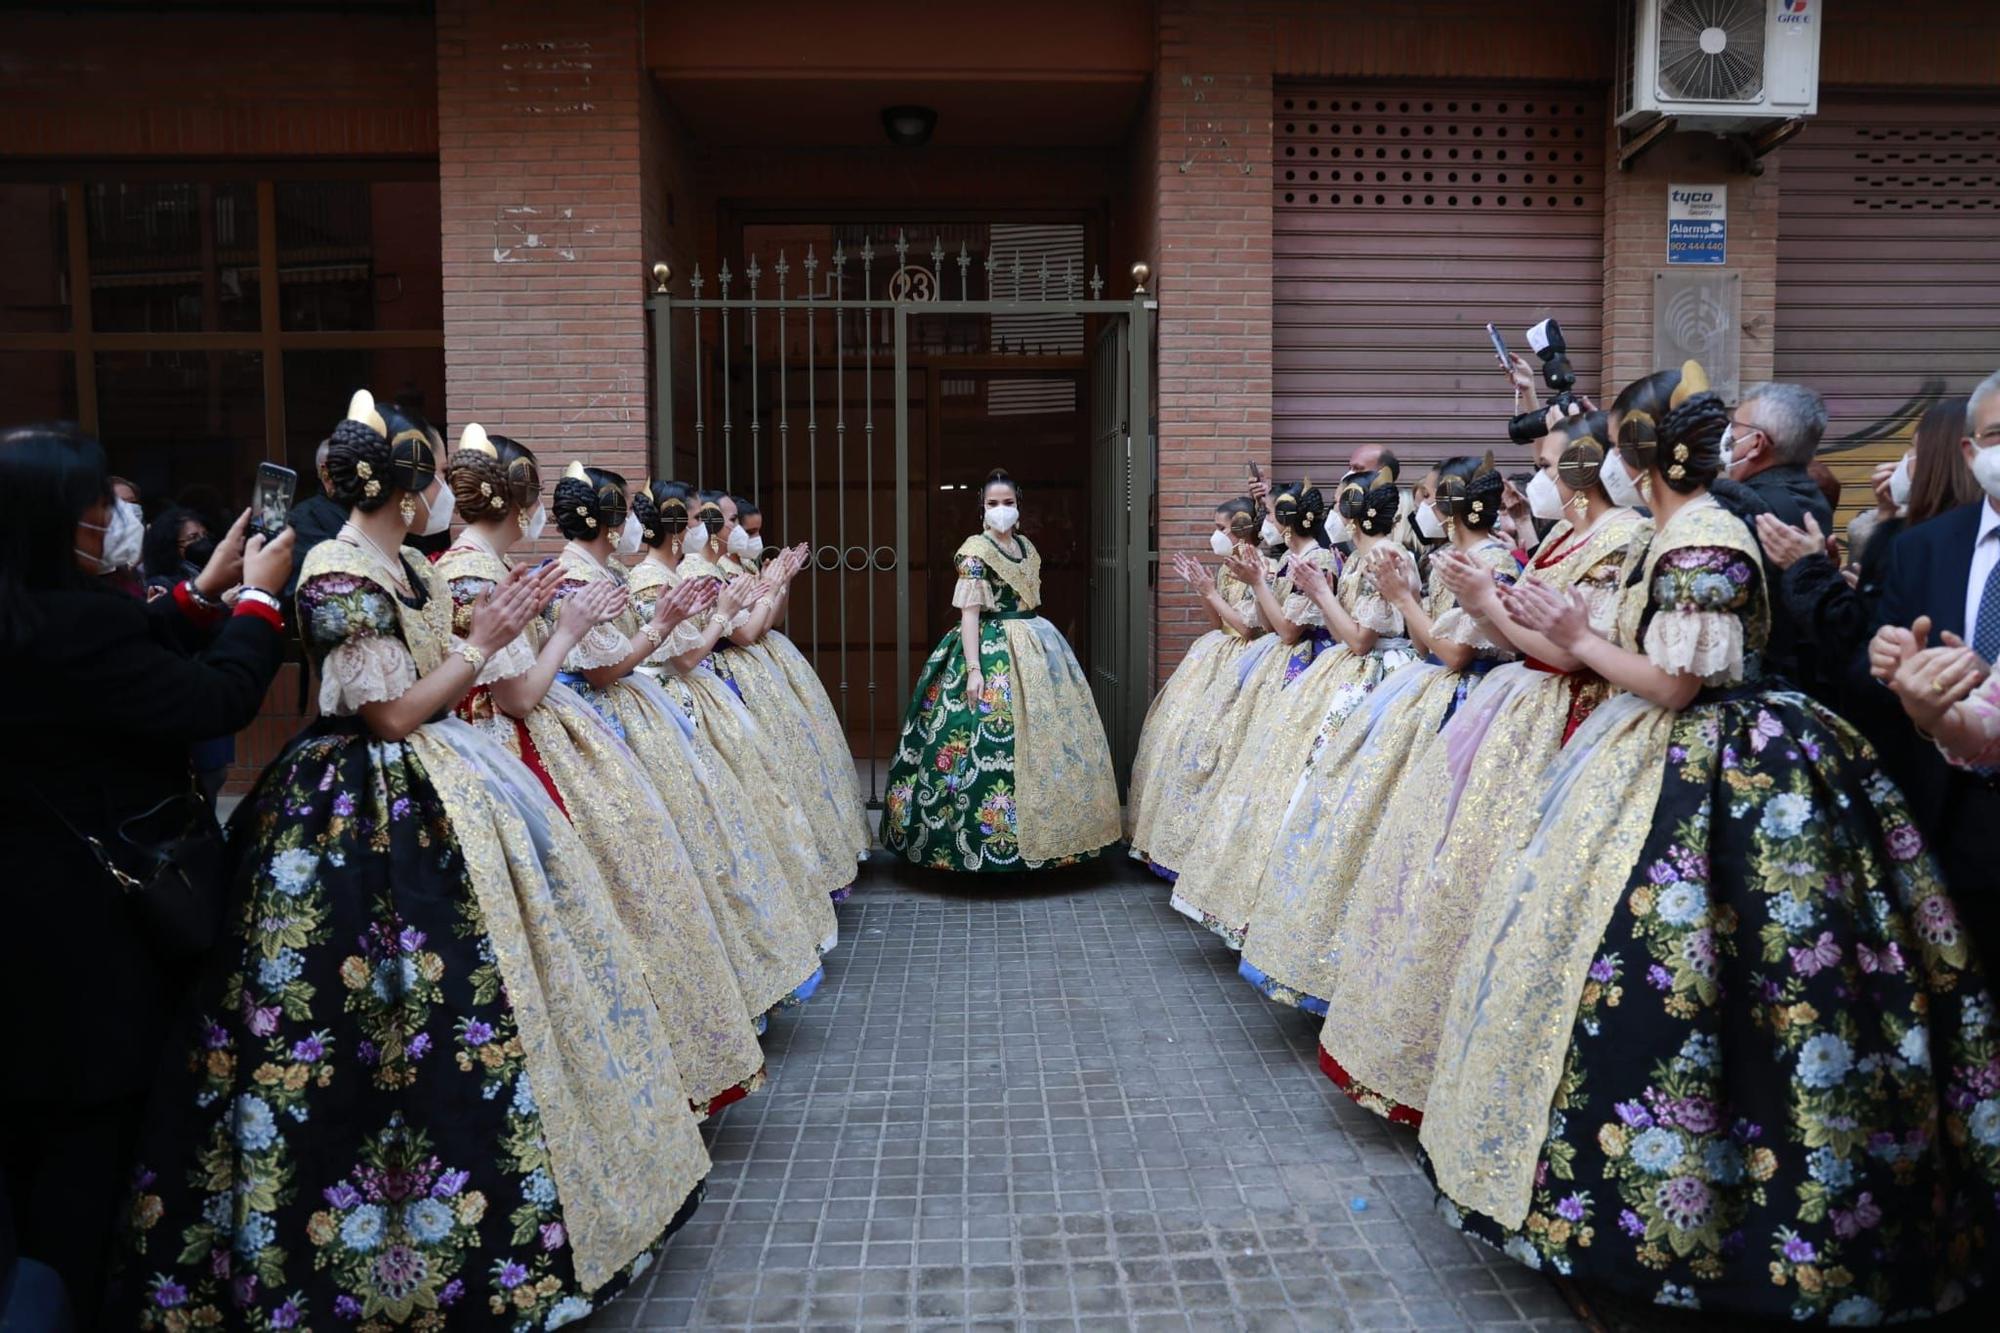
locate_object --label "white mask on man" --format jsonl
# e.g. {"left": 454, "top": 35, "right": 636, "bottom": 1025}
{"left": 1888, "top": 453, "right": 1914, "bottom": 507}
{"left": 1209, "top": 529, "right": 1235, "bottom": 557}
{"left": 986, "top": 504, "right": 1020, "bottom": 533}
{"left": 1601, "top": 455, "right": 1645, "bottom": 510}
{"left": 521, "top": 503, "right": 549, "bottom": 543}
{"left": 614, "top": 511, "right": 644, "bottom": 556}
{"left": 418, "top": 485, "right": 456, "bottom": 536}
{"left": 1525, "top": 469, "right": 1567, "bottom": 522}
{"left": 1970, "top": 443, "right": 2000, "bottom": 502}
{"left": 1413, "top": 501, "right": 1446, "bottom": 542}
{"left": 1716, "top": 424, "right": 1737, "bottom": 475}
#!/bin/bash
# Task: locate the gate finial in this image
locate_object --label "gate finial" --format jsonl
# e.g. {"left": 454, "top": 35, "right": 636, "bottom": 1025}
{"left": 652, "top": 261, "right": 671, "bottom": 292}
{"left": 1130, "top": 261, "right": 1151, "bottom": 296}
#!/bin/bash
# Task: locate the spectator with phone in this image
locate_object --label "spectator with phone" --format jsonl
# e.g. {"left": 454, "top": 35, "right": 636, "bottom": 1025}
{"left": 0, "top": 423, "right": 290, "bottom": 1324}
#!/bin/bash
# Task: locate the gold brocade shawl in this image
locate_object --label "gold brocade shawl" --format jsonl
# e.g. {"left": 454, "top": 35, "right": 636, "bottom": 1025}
{"left": 296, "top": 541, "right": 707, "bottom": 1288}
{"left": 958, "top": 532, "right": 1042, "bottom": 610}
{"left": 1419, "top": 498, "right": 1755, "bottom": 1231}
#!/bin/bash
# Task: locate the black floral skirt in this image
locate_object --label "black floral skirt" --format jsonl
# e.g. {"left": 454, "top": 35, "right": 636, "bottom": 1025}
{"left": 115, "top": 717, "right": 697, "bottom": 1331}
{"left": 1437, "top": 688, "right": 2000, "bottom": 1323}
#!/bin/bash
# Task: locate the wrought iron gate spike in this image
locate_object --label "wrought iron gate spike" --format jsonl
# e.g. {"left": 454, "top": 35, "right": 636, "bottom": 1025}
{"left": 1089, "top": 265, "right": 1105, "bottom": 299}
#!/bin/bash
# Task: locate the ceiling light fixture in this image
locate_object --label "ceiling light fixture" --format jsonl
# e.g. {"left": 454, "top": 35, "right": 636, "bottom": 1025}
{"left": 882, "top": 105, "right": 938, "bottom": 148}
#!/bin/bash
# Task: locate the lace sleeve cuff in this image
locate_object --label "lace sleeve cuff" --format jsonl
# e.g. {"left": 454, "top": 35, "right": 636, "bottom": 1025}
{"left": 318, "top": 635, "right": 419, "bottom": 715}
{"left": 1431, "top": 607, "right": 1504, "bottom": 652}
{"left": 565, "top": 620, "right": 633, "bottom": 671}
{"left": 1578, "top": 577, "right": 1626, "bottom": 636}
{"left": 952, "top": 576, "right": 997, "bottom": 612}
{"left": 1351, "top": 592, "right": 1402, "bottom": 635}
{"left": 663, "top": 617, "right": 708, "bottom": 660}
{"left": 1642, "top": 608, "right": 1745, "bottom": 684}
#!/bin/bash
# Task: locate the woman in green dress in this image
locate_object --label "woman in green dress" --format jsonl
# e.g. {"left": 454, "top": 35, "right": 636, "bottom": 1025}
{"left": 881, "top": 469, "right": 1121, "bottom": 872}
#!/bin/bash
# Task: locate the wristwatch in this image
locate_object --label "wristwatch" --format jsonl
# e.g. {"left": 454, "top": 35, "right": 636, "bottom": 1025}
{"left": 185, "top": 581, "right": 227, "bottom": 612}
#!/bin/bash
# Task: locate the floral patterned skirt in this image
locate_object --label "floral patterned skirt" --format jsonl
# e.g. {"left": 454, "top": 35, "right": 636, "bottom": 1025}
{"left": 881, "top": 616, "right": 1116, "bottom": 873}
{"left": 117, "top": 717, "right": 704, "bottom": 1331}
{"left": 1424, "top": 687, "right": 2000, "bottom": 1322}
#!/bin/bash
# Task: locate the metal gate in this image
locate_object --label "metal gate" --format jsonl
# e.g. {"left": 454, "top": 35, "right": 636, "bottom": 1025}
{"left": 645, "top": 240, "right": 1155, "bottom": 802}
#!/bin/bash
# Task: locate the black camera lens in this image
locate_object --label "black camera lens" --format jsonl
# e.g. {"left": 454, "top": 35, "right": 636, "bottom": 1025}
{"left": 1507, "top": 408, "right": 1551, "bottom": 446}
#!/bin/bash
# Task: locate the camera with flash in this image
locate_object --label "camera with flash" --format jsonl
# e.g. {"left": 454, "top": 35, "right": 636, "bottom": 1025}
{"left": 1506, "top": 318, "right": 1579, "bottom": 445}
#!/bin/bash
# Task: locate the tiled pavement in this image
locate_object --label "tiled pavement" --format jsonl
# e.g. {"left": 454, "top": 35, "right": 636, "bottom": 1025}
{"left": 581, "top": 855, "right": 1585, "bottom": 1332}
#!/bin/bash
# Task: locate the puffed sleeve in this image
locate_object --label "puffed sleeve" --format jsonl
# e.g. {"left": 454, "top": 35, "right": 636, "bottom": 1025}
{"left": 1346, "top": 551, "right": 1407, "bottom": 635}
{"left": 952, "top": 553, "right": 997, "bottom": 612}
{"left": 549, "top": 577, "right": 634, "bottom": 671}
{"left": 1944, "top": 673, "right": 2000, "bottom": 770}
{"left": 302, "top": 571, "right": 418, "bottom": 715}
{"left": 1641, "top": 544, "right": 1759, "bottom": 683}
{"left": 1219, "top": 568, "right": 1265, "bottom": 631}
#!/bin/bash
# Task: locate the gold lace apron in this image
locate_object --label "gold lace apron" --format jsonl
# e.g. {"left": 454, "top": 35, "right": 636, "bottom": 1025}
{"left": 1420, "top": 499, "right": 1765, "bottom": 1228}
{"left": 307, "top": 542, "right": 708, "bottom": 1290}
{"left": 1315, "top": 510, "right": 1649, "bottom": 1113}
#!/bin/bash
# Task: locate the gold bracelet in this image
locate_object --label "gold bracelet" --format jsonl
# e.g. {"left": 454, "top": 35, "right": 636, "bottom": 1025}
{"left": 457, "top": 641, "right": 487, "bottom": 672}
{"left": 638, "top": 623, "right": 665, "bottom": 647}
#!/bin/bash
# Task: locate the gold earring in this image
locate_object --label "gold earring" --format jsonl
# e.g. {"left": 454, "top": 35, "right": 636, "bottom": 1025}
{"left": 516, "top": 509, "right": 530, "bottom": 533}
{"left": 399, "top": 493, "right": 418, "bottom": 525}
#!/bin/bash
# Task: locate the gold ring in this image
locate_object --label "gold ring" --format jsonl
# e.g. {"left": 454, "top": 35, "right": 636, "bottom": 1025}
{"left": 1933, "top": 677, "right": 1949, "bottom": 693}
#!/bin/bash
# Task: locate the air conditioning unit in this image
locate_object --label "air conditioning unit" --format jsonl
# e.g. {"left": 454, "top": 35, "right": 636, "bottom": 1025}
{"left": 1617, "top": 0, "right": 1821, "bottom": 133}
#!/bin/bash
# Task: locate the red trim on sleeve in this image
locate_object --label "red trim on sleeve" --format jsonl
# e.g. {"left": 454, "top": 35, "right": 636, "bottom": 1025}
{"left": 172, "top": 580, "right": 227, "bottom": 627}
{"left": 232, "top": 600, "right": 284, "bottom": 631}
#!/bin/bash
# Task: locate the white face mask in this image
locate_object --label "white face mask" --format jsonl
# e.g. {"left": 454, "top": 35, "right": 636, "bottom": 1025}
{"left": 77, "top": 498, "right": 145, "bottom": 574}
{"left": 1209, "top": 529, "right": 1235, "bottom": 557}
{"left": 417, "top": 484, "right": 455, "bottom": 536}
{"left": 614, "top": 511, "right": 644, "bottom": 556}
{"left": 1716, "top": 425, "right": 1737, "bottom": 475}
{"left": 1970, "top": 442, "right": 2000, "bottom": 502}
{"left": 682, "top": 520, "right": 709, "bottom": 554}
{"left": 521, "top": 503, "right": 548, "bottom": 543}
{"left": 986, "top": 504, "right": 1020, "bottom": 533}
{"left": 1323, "top": 512, "right": 1350, "bottom": 546}
{"left": 1258, "top": 518, "right": 1282, "bottom": 546}
{"left": 1525, "top": 469, "right": 1567, "bottom": 522}
{"left": 727, "top": 525, "right": 757, "bottom": 558}
{"left": 1601, "top": 455, "right": 1645, "bottom": 510}
{"left": 1888, "top": 453, "right": 1914, "bottom": 507}
{"left": 1413, "top": 501, "right": 1446, "bottom": 542}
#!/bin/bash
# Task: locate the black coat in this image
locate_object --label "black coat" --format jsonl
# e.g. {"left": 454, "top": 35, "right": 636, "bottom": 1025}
{"left": 0, "top": 585, "right": 282, "bottom": 1107}
{"left": 1735, "top": 464, "right": 1835, "bottom": 695}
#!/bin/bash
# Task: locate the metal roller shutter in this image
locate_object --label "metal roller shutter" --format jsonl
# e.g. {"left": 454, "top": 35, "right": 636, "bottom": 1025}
{"left": 1776, "top": 95, "right": 2000, "bottom": 527}
{"left": 1274, "top": 85, "right": 1607, "bottom": 474}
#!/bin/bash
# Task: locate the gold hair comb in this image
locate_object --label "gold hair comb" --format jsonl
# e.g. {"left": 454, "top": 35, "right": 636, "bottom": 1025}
{"left": 458, "top": 423, "right": 498, "bottom": 458}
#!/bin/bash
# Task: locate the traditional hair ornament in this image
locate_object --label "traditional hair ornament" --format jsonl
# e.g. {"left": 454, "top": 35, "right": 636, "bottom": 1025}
{"left": 506, "top": 455, "right": 539, "bottom": 511}
{"left": 458, "top": 422, "right": 498, "bottom": 459}
{"left": 1617, "top": 409, "right": 1660, "bottom": 476}
{"left": 346, "top": 389, "right": 387, "bottom": 438}
{"left": 1668, "top": 359, "right": 1710, "bottom": 410}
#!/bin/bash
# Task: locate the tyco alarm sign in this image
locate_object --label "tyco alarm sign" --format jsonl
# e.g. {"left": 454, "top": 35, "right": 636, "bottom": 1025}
{"left": 1667, "top": 184, "right": 1727, "bottom": 265}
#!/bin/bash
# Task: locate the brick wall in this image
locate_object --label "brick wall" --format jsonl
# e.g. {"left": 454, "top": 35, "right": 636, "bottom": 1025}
{"left": 437, "top": 0, "right": 653, "bottom": 500}
{"left": 1146, "top": 0, "right": 1276, "bottom": 682}
{"left": 1601, "top": 129, "right": 1782, "bottom": 399}
{"left": 0, "top": 11, "right": 435, "bottom": 158}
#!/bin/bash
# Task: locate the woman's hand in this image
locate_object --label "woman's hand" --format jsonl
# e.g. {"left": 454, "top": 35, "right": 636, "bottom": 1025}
{"left": 1365, "top": 543, "right": 1416, "bottom": 602}
{"left": 1870, "top": 459, "right": 1900, "bottom": 520}
{"left": 964, "top": 667, "right": 985, "bottom": 706}
{"left": 1890, "top": 643, "right": 1990, "bottom": 732}
{"left": 1499, "top": 579, "right": 1591, "bottom": 651}
{"left": 194, "top": 508, "right": 253, "bottom": 600}
{"left": 1287, "top": 557, "right": 1329, "bottom": 601}
{"left": 240, "top": 526, "right": 296, "bottom": 594}
{"left": 1753, "top": 511, "right": 1825, "bottom": 571}
{"left": 657, "top": 577, "right": 718, "bottom": 633}
{"left": 1434, "top": 549, "right": 1497, "bottom": 615}
{"left": 1172, "top": 552, "right": 1209, "bottom": 591}
{"left": 467, "top": 563, "right": 554, "bottom": 657}
{"left": 1223, "top": 545, "right": 1267, "bottom": 587}
{"left": 1505, "top": 352, "right": 1537, "bottom": 399}
{"left": 558, "top": 581, "right": 623, "bottom": 637}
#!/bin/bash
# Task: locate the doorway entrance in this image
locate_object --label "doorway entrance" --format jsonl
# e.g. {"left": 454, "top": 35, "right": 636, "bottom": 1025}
{"left": 645, "top": 228, "right": 1153, "bottom": 804}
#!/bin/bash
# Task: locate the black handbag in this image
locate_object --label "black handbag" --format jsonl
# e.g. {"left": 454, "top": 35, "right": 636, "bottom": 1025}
{"left": 42, "top": 788, "right": 227, "bottom": 965}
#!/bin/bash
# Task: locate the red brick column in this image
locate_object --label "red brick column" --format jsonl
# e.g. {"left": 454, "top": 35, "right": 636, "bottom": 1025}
{"left": 437, "top": 0, "right": 652, "bottom": 491}
{"left": 1601, "top": 127, "right": 1781, "bottom": 398}
{"left": 1146, "top": 0, "right": 1276, "bottom": 684}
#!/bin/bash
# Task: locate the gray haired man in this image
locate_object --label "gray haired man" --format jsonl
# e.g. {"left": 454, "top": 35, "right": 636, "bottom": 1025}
{"left": 1725, "top": 382, "right": 1837, "bottom": 692}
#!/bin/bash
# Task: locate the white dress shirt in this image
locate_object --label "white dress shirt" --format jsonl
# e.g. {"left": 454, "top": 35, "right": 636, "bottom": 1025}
{"left": 1967, "top": 499, "right": 2000, "bottom": 641}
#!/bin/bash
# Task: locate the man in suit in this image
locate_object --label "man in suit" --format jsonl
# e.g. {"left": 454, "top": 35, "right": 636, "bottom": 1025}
{"left": 1864, "top": 367, "right": 2000, "bottom": 958}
